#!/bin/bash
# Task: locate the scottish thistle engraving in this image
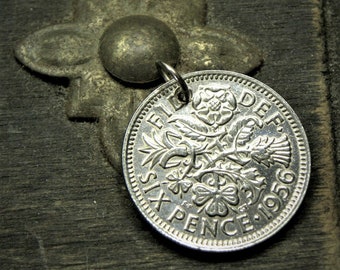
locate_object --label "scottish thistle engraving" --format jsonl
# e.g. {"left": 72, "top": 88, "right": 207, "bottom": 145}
{"left": 123, "top": 71, "right": 310, "bottom": 251}
{"left": 139, "top": 83, "right": 291, "bottom": 218}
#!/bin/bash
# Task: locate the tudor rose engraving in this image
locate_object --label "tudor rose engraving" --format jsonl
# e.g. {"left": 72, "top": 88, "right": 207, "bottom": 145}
{"left": 122, "top": 71, "right": 310, "bottom": 251}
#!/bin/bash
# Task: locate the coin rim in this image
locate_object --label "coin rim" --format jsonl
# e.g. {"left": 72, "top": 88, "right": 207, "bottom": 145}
{"left": 122, "top": 70, "right": 310, "bottom": 252}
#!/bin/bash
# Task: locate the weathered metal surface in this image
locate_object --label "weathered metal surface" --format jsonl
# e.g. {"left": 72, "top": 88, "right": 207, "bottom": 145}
{"left": 99, "top": 15, "right": 180, "bottom": 84}
{"left": 15, "top": 0, "right": 262, "bottom": 172}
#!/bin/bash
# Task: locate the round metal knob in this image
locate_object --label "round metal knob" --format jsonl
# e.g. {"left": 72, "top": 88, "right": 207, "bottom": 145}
{"left": 99, "top": 15, "right": 180, "bottom": 84}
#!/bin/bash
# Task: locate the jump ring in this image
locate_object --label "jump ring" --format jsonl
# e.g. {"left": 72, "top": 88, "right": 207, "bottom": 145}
{"left": 156, "top": 61, "right": 191, "bottom": 104}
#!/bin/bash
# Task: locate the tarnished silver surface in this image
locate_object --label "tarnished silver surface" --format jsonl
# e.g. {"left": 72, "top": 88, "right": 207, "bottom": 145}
{"left": 99, "top": 15, "right": 180, "bottom": 84}
{"left": 122, "top": 70, "right": 310, "bottom": 251}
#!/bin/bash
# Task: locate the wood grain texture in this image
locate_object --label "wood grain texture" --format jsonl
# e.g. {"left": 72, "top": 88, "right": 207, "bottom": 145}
{"left": 325, "top": 0, "right": 340, "bottom": 218}
{"left": 1, "top": 0, "right": 339, "bottom": 269}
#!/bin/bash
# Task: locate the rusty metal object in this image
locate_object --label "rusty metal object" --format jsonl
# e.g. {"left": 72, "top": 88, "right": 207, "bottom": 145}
{"left": 14, "top": 0, "right": 263, "bottom": 172}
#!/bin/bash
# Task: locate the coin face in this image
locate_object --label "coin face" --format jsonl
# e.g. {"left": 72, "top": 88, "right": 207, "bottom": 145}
{"left": 122, "top": 70, "right": 310, "bottom": 252}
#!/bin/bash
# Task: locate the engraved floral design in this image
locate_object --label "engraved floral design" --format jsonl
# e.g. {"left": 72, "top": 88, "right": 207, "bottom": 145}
{"left": 192, "top": 171, "right": 240, "bottom": 216}
{"left": 250, "top": 135, "right": 291, "bottom": 167}
{"left": 138, "top": 83, "right": 292, "bottom": 218}
{"left": 193, "top": 183, "right": 239, "bottom": 216}
{"left": 192, "top": 84, "right": 237, "bottom": 129}
{"left": 165, "top": 169, "right": 193, "bottom": 197}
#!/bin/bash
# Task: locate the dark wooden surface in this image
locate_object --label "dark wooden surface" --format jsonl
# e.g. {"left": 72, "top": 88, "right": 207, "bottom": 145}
{"left": 1, "top": 0, "right": 339, "bottom": 269}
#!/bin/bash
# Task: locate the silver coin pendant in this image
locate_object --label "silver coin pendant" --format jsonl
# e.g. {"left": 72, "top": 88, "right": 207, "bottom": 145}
{"left": 122, "top": 69, "right": 310, "bottom": 252}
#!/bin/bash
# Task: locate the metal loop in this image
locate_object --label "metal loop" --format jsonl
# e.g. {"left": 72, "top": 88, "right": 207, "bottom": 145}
{"left": 156, "top": 61, "right": 191, "bottom": 104}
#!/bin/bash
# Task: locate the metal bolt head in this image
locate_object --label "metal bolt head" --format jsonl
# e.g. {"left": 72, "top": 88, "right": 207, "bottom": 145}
{"left": 99, "top": 15, "right": 180, "bottom": 84}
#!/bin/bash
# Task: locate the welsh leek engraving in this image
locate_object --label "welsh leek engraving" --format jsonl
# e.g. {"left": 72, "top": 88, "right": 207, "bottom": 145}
{"left": 123, "top": 71, "right": 310, "bottom": 251}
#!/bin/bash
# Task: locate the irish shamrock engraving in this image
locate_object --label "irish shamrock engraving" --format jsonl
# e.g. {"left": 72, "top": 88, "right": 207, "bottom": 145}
{"left": 138, "top": 83, "right": 291, "bottom": 218}
{"left": 124, "top": 70, "right": 310, "bottom": 251}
